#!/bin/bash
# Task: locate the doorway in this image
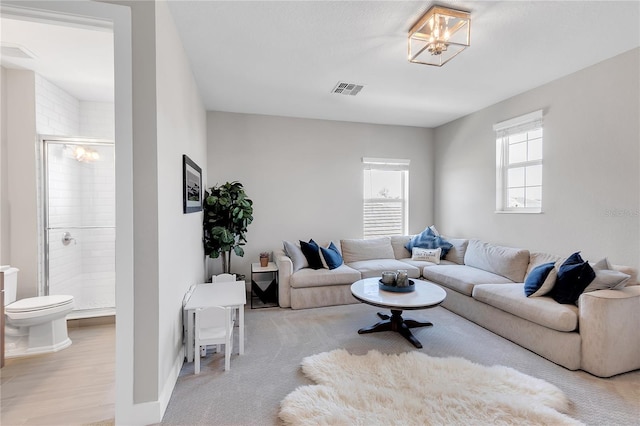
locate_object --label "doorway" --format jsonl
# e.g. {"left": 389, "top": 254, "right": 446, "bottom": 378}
{"left": 43, "top": 138, "right": 115, "bottom": 318}
{"left": 2, "top": 0, "right": 133, "bottom": 422}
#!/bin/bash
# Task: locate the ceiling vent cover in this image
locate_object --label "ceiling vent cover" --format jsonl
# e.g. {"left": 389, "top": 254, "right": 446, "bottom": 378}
{"left": 332, "top": 81, "right": 364, "bottom": 96}
{"left": 1, "top": 43, "right": 37, "bottom": 59}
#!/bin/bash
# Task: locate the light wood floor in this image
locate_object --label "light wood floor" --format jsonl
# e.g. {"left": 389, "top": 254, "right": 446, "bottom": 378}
{"left": 1, "top": 321, "right": 115, "bottom": 426}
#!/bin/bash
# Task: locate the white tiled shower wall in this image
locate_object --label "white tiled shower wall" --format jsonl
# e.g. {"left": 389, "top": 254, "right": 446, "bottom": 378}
{"left": 35, "top": 75, "right": 115, "bottom": 311}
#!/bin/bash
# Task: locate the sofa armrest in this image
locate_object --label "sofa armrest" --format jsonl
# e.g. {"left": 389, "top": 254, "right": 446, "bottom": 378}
{"left": 579, "top": 285, "right": 640, "bottom": 377}
{"left": 275, "top": 249, "right": 293, "bottom": 308}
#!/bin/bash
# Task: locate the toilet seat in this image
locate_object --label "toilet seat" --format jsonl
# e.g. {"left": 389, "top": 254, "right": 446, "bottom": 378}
{"left": 6, "top": 295, "right": 74, "bottom": 320}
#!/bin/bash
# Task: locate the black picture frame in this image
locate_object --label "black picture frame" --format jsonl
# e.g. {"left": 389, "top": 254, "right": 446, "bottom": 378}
{"left": 183, "top": 155, "right": 202, "bottom": 213}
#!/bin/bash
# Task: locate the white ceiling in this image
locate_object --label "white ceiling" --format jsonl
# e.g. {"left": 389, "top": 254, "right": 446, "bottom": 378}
{"left": 0, "top": 16, "right": 114, "bottom": 102}
{"left": 1, "top": 1, "right": 638, "bottom": 128}
{"left": 167, "top": 0, "right": 640, "bottom": 127}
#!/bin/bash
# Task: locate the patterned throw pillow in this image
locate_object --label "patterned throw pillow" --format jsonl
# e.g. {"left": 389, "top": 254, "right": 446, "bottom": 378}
{"left": 405, "top": 226, "right": 452, "bottom": 258}
{"left": 411, "top": 247, "right": 441, "bottom": 264}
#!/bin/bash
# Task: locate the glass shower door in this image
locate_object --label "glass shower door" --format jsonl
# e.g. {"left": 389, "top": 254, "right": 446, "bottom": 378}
{"left": 44, "top": 139, "right": 115, "bottom": 315}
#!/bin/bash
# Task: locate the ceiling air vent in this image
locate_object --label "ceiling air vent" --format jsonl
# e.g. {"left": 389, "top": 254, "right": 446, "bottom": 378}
{"left": 1, "top": 43, "right": 37, "bottom": 59}
{"left": 332, "top": 81, "right": 364, "bottom": 96}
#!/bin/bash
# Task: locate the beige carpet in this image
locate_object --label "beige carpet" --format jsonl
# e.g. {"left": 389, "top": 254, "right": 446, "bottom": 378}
{"left": 162, "top": 303, "right": 640, "bottom": 425}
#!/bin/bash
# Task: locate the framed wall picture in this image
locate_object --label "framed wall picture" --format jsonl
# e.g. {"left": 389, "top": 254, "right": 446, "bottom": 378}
{"left": 183, "top": 155, "right": 202, "bottom": 213}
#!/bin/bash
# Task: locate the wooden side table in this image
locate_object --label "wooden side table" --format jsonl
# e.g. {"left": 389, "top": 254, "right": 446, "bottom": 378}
{"left": 251, "top": 262, "right": 279, "bottom": 308}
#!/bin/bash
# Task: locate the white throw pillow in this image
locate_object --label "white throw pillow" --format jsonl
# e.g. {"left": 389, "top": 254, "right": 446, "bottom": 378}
{"left": 583, "top": 257, "right": 630, "bottom": 293}
{"left": 412, "top": 247, "right": 441, "bottom": 264}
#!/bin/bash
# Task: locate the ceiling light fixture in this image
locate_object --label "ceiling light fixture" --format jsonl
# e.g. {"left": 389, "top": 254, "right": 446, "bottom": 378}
{"left": 67, "top": 145, "right": 100, "bottom": 163}
{"left": 408, "top": 5, "right": 470, "bottom": 67}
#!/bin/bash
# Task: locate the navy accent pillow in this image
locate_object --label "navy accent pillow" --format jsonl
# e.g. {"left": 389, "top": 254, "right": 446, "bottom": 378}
{"left": 524, "top": 262, "right": 555, "bottom": 296}
{"left": 320, "top": 242, "right": 343, "bottom": 270}
{"left": 550, "top": 252, "right": 596, "bottom": 305}
{"left": 405, "top": 227, "right": 453, "bottom": 259}
{"left": 300, "top": 239, "right": 323, "bottom": 270}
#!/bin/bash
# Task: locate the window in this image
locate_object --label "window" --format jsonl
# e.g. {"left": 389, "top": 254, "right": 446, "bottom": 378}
{"left": 362, "top": 157, "right": 409, "bottom": 238}
{"left": 494, "top": 110, "right": 543, "bottom": 213}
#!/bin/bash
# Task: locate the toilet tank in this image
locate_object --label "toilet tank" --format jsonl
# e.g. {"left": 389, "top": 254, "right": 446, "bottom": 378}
{"left": 1, "top": 266, "right": 19, "bottom": 306}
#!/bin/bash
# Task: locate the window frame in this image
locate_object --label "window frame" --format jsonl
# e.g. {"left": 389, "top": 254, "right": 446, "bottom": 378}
{"left": 494, "top": 110, "right": 544, "bottom": 214}
{"left": 362, "top": 157, "right": 410, "bottom": 238}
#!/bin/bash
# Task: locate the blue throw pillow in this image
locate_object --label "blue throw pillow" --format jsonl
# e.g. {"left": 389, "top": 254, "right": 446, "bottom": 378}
{"left": 320, "top": 242, "right": 343, "bottom": 270}
{"left": 300, "top": 239, "right": 323, "bottom": 270}
{"left": 405, "top": 227, "right": 453, "bottom": 259}
{"left": 405, "top": 227, "right": 437, "bottom": 252}
{"left": 524, "top": 262, "right": 555, "bottom": 296}
{"left": 550, "top": 252, "right": 596, "bottom": 305}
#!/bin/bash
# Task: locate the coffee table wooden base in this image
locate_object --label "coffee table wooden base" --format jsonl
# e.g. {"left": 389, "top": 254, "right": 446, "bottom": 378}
{"left": 358, "top": 309, "right": 433, "bottom": 348}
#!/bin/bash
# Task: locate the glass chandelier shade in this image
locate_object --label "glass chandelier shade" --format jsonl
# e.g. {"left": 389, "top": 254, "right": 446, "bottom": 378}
{"left": 408, "top": 6, "right": 470, "bottom": 67}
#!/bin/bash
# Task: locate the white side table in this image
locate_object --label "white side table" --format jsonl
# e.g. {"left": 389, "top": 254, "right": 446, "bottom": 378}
{"left": 251, "top": 262, "right": 278, "bottom": 308}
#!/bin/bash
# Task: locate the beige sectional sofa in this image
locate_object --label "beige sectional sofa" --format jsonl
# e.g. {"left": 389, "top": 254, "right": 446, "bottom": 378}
{"left": 275, "top": 236, "right": 640, "bottom": 377}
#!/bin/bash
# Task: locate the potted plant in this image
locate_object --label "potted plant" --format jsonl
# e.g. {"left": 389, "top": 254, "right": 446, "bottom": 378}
{"left": 203, "top": 181, "right": 254, "bottom": 273}
{"left": 259, "top": 252, "right": 269, "bottom": 267}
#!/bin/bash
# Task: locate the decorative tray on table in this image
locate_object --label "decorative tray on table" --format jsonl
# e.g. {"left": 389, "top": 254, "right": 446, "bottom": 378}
{"left": 378, "top": 279, "right": 415, "bottom": 293}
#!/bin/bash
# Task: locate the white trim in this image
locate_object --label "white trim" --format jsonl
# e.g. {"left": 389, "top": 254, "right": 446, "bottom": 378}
{"left": 493, "top": 110, "right": 543, "bottom": 132}
{"left": 495, "top": 110, "right": 544, "bottom": 213}
{"left": 495, "top": 210, "right": 543, "bottom": 214}
{"left": 362, "top": 157, "right": 410, "bottom": 172}
{"left": 0, "top": 5, "right": 113, "bottom": 31}
{"left": 362, "top": 157, "right": 410, "bottom": 166}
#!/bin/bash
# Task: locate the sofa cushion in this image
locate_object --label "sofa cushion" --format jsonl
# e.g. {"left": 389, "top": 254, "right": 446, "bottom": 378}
{"left": 398, "top": 258, "right": 457, "bottom": 270}
{"left": 524, "top": 262, "right": 556, "bottom": 297}
{"left": 341, "top": 237, "right": 395, "bottom": 263}
{"left": 411, "top": 247, "right": 441, "bottom": 263}
{"left": 551, "top": 252, "right": 596, "bottom": 305}
{"left": 283, "top": 241, "right": 309, "bottom": 273}
{"left": 390, "top": 235, "right": 412, "bottom": 260}
{"left": 473, "top": 284, "right": 578, "bottom": 332}
{"left": 319, "top": 242, "right": 343, "bottom": 270}
{"left": 347, "top": 259, "right": 421, "bottom": 279}
{"left": 583, "top": 258, "right": 631, "bottom": 293}
{"left": 405, "top": 226, "right": 436, "bottom": 250}
{"left": 300, "top": 239, "right": 324, "bottom": 270}
{"left": 525, "top": 252, "right": 564, "bottom": 280}
{"left": 422, "top": 265, "right": 512, "bottom": 296}
{"left": 405, "top": 227, "right": 453, "bottom": 258}
{"left": 290, "top": 264, "right": 361, "bottom": 289}
{"left": 443, "top": 238, "right": 469, "bottom": 265}
{"left": 530, "top": 267, "right": 558, "bottom": 297}
{"left": 464, "top": 240, "right": 530, "bottom": 283}
{"left": 611, "top": 264, "right": 638, "bottom": 286}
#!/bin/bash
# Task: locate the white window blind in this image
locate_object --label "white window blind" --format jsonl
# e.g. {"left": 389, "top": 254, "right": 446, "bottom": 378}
{"left": 362, "top": 158, "right": 409, "bottom": 238}
{"left": 494, "top": 110, "right": 544, "bottom": 213}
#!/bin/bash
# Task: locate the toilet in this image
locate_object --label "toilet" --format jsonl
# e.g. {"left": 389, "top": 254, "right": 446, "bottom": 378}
{"left": 2, "top": 266, "right": 74, "bottom": 358}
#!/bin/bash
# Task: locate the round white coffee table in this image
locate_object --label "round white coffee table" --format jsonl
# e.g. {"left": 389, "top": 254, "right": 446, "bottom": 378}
{"left": 350, "top": 277, "right": 446, "bottom": 348}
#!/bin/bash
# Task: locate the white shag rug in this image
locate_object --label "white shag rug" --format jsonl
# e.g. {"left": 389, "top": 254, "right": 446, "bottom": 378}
{"left": 280, "top": 349, "right": 584, "bottom": 426}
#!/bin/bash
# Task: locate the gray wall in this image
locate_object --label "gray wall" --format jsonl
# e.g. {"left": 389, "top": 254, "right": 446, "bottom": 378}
{"left": 207, "top": 112, "right": 435, "bottom": 278}
{"left": 112, "top": 0, "right": 207, "bottom": 413}
{"left": 0, "top": 67, "right": 7, "bottom": 264}
{"left": 2, "top": 69, "right": 39, "bottom": 299}
{"left": 434, "top": 48, "right": 640, "bottom": 268}
{"left": 155, "top": 0, "right": 207, "bottom": 411}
